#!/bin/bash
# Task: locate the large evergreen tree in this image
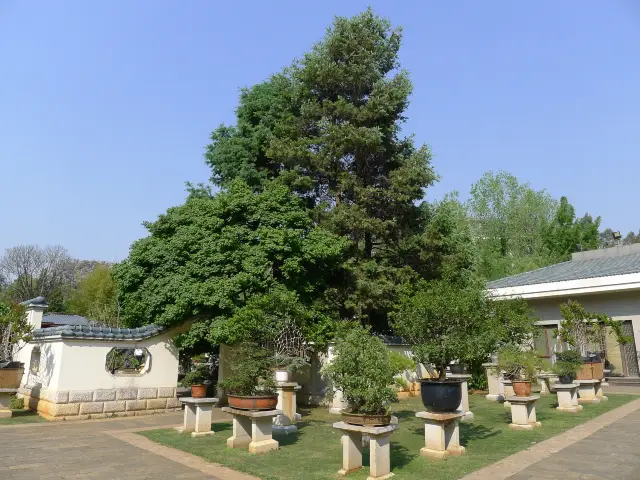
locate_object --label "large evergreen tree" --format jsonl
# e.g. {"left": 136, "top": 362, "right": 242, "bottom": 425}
{"left": 206, "top": 9, "right": 436, "bottom": 329}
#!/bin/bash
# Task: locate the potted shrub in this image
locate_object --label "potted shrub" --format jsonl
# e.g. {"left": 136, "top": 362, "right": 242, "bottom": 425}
{"left": 554, "top": 350, "right": 583, "bottom": 384}
{"left": 219, "top": 342, "right": 278, "bottom": 410}
{"left": 393, "top": 281, "right": 490, "bottom": 412}
{"left": 497, "top": 345, "right": 546, "bottom": 396}
{"left": 557, "top": 300, "right": 630, "bottom": 380}
{"left": 272, "top": 354, "right": 308, "bottom": 383}
{"left": 324, "top": 326, "right": 398, "bottom": 426}
{"left": 182, "top": 364, "right": 210, "bottom": 398}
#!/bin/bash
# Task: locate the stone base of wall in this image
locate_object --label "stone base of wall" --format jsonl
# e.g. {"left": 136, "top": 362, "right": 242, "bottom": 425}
{"left": 19, "top": 386, "right": 181, "bottom": 420}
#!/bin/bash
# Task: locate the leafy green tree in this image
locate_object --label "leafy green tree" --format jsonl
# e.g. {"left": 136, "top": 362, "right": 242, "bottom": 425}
{"left": 0, "top": 301, "right": 31, "bottom": 362}
{"left": 543, "top": 197, "right": 601, "bottom": 261}
{"left": 114, "top": 181, "right": 349, "bottom": 348}
{"left": 467, "top": 171, "right": 557, "bottom": 280}
{"left": 67, "top": 264, "right": 119, "bottom": 327}
{"left": 205, "top": 9, "right": 435, "bottom": 329}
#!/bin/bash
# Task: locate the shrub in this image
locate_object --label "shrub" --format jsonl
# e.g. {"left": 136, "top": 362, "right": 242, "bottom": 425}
{"left": 181, "top": 364, "right": 210, "bottom": 387}
{"left": 497, "top": 344, "right": 547, "bottom": 381}
{"left": 324, "top": 326, "right": 398, "bottom": 415}
{"left": 218, "top": 343, "right": 277, "bottom": 396}
{"left": 9, "top": 395, "right": 24, "bottom": 410}
{"left": 554, "top": 350, "right": 583, "bottom": 378}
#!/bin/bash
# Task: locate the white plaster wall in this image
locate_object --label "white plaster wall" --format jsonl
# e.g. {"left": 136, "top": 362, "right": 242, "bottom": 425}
{"left": 51, "top": 330, "right": 179, "bottom": 391}
{"left": 16, "top": 340, "right": 64, "bottom": 390}
{"left": 527, "top": 290, "right": 640, "bottom": 372}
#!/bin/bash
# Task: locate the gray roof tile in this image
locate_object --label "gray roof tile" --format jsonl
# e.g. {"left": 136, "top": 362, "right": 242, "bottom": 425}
{"left": 487, "top": 252, "right": 640, "bottom": 289}
{"left": 33, "top": 324, "right": 165, "bottom": 341}
{"left": 42, "top": 313, "right": 91, "bottom": 326}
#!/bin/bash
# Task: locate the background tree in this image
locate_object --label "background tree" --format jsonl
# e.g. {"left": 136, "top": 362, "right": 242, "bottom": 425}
{"left": 543, "top": 197, "right": 601, "bottom": 261}
{"left": 0, "top": 301, "right": 31, "bottom": 362}
{"left": 67, "top": 264, "right": 120, "bottom": 327}
{"left": 466, "top": 171, "right": 557, "bottom": 280}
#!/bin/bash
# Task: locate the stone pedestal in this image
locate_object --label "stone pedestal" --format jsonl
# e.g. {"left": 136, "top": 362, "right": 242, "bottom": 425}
{"left": 274, "top": 382, "right": 300, "bottom": 433}
{"left": 0, "top": 388, "right": 17, "bottom": 418}
{"left": 330, "top": 388, "right": 349, "bottom": 414}
{"left": 502, "top": 380, "right": 515, "bottom": 408}
{"left": 333, "top": 421, "right": 397, "bottom": 480}
{"left": 537, "top": 374, "right": 558, "bottom": 395}
{"left": 177, "top": 397, "right": 219, "bottom": 437}
{"left": 483, "top": 363, "right": 501, "bottom": 401}
{"left": 222, "top": 407, "right": 282, "bottom": 454}
{"left": 576, "top": 379, "right": 607, "bottom": 404}
{"left": 447, "top": 374, "right": 473, "bottom": 421}
{"left": 554, "top": 383, "right": 582, "bottom": 413}
{"left": 505, "top": 395, "right": 541, "bottom": 430}
{"left": 415, "top": 410, "right": 466, "bottom": 460}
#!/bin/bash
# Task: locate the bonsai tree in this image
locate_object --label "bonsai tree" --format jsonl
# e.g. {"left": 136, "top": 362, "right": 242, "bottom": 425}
{"left": 558, "top": 300, "right": 630, "bottom": 356}
{"left": 553, "top": 350, "right": 583, "bottom": 381}
{"left": 392, "top": 280, "right": 494, "bottom": 380}
{"left": 0, "top": 301, "right": 31, "bottom": 365}
{"left": 323, "top": 326, "right": 398, "bottom": 415}
{"left": 218, "top": 342, "right": 277, "bottom": 396}
{"left": 181, "top": 363, "right": 211, "bottom": 387}
{"left": 497, "top": 344, "right": 547, "bottom": 381}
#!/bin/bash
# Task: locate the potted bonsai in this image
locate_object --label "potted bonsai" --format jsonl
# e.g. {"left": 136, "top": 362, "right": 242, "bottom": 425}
{"left": 181, "top": 363, "right": 210, "bottom": 398}
{"left": 272, "top": 354, "right": 308, "bottom": 383}
{"left": 557, "top": 300, "right": 630, "bottom": 380}
{"left": 497, "top": 344, "right": 547, "bottom": 396}
{"left": 324, "top": 326, "right": 398, "bottom": 426}
{"left": 553, "top": 350, "right": 583, "bottom": 384}
{"left": 393, "top": 280, "right": 489, "bottom": 412}
{"left": 219, "top": 342, "right": 278, "bottom": 410}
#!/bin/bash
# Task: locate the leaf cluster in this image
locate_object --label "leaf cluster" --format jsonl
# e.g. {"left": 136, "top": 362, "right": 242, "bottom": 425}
{"left": 218, "top": 343, "right": 277, "bottom": 396}
{"left": 553, "top": 349, "right": 584, "bottom": 378}
{"left": 497, "top": 344, "right": 548, "bottom": 381}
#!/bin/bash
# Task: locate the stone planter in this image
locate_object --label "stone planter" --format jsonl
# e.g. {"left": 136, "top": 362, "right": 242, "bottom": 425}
{"left": 341, "top": 411, "right": 391, "bottom": 427}
{"left": 191, "top": 384, "right": 206, "bottom": 398}
{"left": 420, "top": 379, "right": 462, "bottom": 412}
{"left": 512, "top": 380, "right": 532, "bottom": 397}
{"left": 227, "top": 394, "right": 278, "bottom": 411}
{"left": 0, "top": 366, "right": 24, "bottom": 389}
{"left": 576, "top": 362, "right": 604, "bottom": 381}
{"left": 274, "top": 370, "right": 289, "bottom": 383}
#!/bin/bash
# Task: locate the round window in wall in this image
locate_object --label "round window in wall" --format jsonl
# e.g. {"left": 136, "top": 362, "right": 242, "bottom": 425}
{"left": 105, "top": 347, "right": 150, "bottom": 375}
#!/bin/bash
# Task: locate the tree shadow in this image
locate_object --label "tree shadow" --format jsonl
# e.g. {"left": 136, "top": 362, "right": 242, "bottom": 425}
{"left": 459, "top": 423, "right": 500, "bottom": 446}
{"left": 392, "top": 407, "right": 417, "bottom": 421}
{"left": 389, "top": 441, "right": 416, "bottom": 469}
{"left": 211, "top": 421, "right": 232, "bottom": 433}
{"left": 273, "top": 429, "right": 301, "bottom": 446}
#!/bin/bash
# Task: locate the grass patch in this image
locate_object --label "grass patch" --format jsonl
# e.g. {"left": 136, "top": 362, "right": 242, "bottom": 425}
{"left": 0, "top": 409, "right": 46, "bottom": 425}
{"left": 139, "top": 393, "right": 635, "bottom": 480}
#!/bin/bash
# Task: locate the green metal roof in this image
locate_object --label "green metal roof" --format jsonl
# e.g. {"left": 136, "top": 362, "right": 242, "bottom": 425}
{"left": 487, "top": 252, "right": 640, "bottom": 289}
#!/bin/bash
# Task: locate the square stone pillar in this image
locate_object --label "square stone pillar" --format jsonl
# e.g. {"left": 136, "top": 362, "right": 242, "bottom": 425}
{"left": 576, "top": 379, "right": 607, "bottom": 404}
{"left": 416, "top": 410, "right": 465, "bottom": 460}
{"left": 537, "top": 374, "right": 558, "bottom": 395}
{"left": 177, "top": 397, "right": 219, "bottom": 437}
{"left": 555, "top": 383, "right": 582, "bottom": 413}
{"left": 447, "top": 374, "right": 473, "bottom": 421}
{"left": 274, "top": 382, "right": 300, "bottom": 433}
{"left": 482, "top": 363, "right": 501, "bottom": 401}
{"left": 333, "top": 421, "right": 397, "bottom": 480}
{"left": 502, "top": 379, "right": 515, "bottom": 408}
{"left": 222, "top": 407, "right": 281, "bottom": 454}
{"left": 505, "top": 395, "right": 541, "bottom": 430}
{"left": 0, "top": 389, "right": 16, "bottom": 419}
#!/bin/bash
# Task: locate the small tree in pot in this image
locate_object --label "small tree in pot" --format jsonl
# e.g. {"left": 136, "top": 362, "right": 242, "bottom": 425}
{"left": 497, "top": 344, "right": 547, "bottom": 396}
{"left": 181, "top": 364, "right": 210, "bottom": 398}
{"left": 393, "top": 280, "right": 492, "bottom": 412}
{"left": 324, "top": 326, "right": 398, "bottom": 426}
{"left": 553, "top": 350, "right": 583, "bottom": 384}
{"left": 219, "top": 342, "right": 278, "bottom": 410}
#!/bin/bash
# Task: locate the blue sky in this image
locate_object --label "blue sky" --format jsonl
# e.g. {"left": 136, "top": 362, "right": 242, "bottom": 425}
{"left": 2, "top": 1, "right": 639, "bottom": 261}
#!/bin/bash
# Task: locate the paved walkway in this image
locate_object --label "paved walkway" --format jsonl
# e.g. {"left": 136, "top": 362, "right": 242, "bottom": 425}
{"left": 0, "top": 412, "right": 215, "bottom": 480}
{"left": 508, "top": 408, "right": 640, "bottom": 480}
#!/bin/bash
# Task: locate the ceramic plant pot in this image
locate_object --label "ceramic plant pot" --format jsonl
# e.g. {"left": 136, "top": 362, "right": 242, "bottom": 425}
{"left": 227, "top": 394, "right": 278, "bottom": 410}
{"left": 420, "top": 379, "right": 462, "bottom": 412}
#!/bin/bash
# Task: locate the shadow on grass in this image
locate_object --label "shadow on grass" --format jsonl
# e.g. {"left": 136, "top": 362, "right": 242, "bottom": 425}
{"left": 393, "top": 408, "right": 418, "bottom": 421}
{"left": 460, "top": 423, "right": 500, "bottom": 446}
{"left": 212, "top": 422, "right": 232, "bottom": 433}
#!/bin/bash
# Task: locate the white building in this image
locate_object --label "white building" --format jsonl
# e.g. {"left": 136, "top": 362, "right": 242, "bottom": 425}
{"left": 15, "top": 297, "right": 183, "bottom": 419}
{"left": 487, "top": 244, "right": 640, "bottom": 377}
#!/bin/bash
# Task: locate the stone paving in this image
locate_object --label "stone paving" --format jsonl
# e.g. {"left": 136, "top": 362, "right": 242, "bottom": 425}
{"left": 0, "top": 412, "right": 217, "bottom": 479}
{"left": 507, "top": 408, "right": 640, "bottom": 480}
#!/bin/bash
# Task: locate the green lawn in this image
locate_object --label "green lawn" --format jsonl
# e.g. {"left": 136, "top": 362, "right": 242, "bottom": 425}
{"left": 0, "top": 409, "right": 46, "bottom": 425}
{"left": 139, "top": 393, "right": 635, "bottom": 480}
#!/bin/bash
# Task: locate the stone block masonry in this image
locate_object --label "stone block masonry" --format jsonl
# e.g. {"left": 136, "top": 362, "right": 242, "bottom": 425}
{"left": 18, "top": 386, "right": 181, "bottom": 420}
